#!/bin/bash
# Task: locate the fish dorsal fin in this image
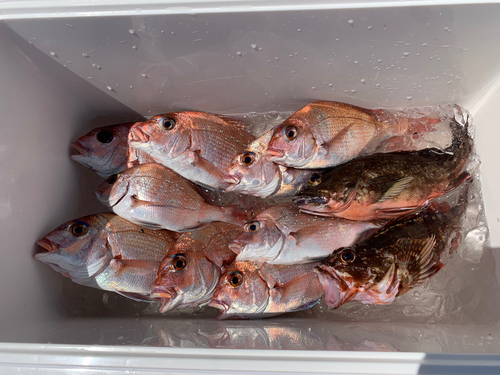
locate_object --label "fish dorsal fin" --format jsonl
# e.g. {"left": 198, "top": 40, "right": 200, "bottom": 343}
{"left": 218, "top": 115, "right": 248, "bottom": 132}
{"left": 396, "top": 236, "right": 437, "bottom": 287}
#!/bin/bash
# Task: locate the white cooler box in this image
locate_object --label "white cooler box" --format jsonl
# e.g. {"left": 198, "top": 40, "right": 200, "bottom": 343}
{"left": 1, "top": 1, "right": 500, "bottom": 373}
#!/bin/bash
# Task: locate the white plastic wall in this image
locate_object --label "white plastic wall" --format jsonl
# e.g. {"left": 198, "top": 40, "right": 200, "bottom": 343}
{"left": 1, "top": 1, "right": 500, "bottom": 373}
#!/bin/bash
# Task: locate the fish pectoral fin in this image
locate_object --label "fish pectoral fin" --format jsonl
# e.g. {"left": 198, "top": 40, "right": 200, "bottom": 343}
{"left": 377, "top": 176, "right": 414, "bottom": 202}
{"left": 184, "top": 150, "right": 226, "bottom": 180}
{"left": 110, "top": 259, "right": 160, "bottom": 273}
{"left": 395, "top": 235, "right": 440, "bottom": 288}
{"left": 374, "top": 205, "right": 422, "bottom": 219}
{"left": 258, "top": 268, "right": 278, "bottom": 289}
{"left": 115, "top": 291, "right": 155, "bottom": 303}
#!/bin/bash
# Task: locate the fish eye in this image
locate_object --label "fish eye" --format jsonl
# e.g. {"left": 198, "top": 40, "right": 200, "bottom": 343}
{"left": 70, "top": 223, "right": 89, "bottom": 237}
{"left": 171, "top": 254, "right": 188, "bottom": 271}
{"left": 228, "top": 271, "right": 243, "bottom": 287}
{"left": 309, "top": 173, "right": 323, "bottom": 186}
{"left": 340, "top": 250, "right": 356, "bottom": 263}
{"left": 96, "top": 130, "right": 114, "bottom": 144}
{"left": 107, "top": 174, "right": 118, "bottom": 184}
{"left": 158, "top": 117, "right": 176, "bottom": 131}
{"left": 245, "top": 221, "right": 260, "bottom": 233}
{"left": 239, "top": 152, "right": 255, "bottom": 166}
{"left": 283, "top": 125, "right": 298, "bottom": 141}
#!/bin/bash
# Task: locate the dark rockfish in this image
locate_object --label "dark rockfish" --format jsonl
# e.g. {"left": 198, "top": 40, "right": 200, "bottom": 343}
{"left": 315, "top": 199, "right": 466, "bottom": 309}
{"left": 294, "top": 119, "right": 472, "bottom": 221}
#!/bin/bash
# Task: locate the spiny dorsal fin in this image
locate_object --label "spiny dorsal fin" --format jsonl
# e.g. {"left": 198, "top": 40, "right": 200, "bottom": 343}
{"left": 396, "top": 235, "right": 437, "bottom": 287}
{"left": 218, "top": 115, "right": 248, "bottom": 132}
{"left": 378, "top": 176, "right": 414, "bottom": 202}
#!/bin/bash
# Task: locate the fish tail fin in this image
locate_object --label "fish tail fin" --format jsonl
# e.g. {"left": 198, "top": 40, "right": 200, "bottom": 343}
{"left": 395, "top": 235, "right": 440, "bottom": 290}
{"left": 219, "top": 205, "right": 248, "bottom": 226}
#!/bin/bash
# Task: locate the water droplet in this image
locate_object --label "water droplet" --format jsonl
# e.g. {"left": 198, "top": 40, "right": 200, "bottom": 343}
{"left": 117, "top": 336, "right": 124, "bottom": 340}
{"left": 106, "top": 85, "right": 113, "bottom": 91}
{"left": 311, "top": 86, "right": 316, "bottom": 90}
{"left": 171, "top": 32, "right": 176, "bottom": 35}
{"left": 291, "top": 70, "right": 296, "bottom": 74}
{"left": 236, "top": 51, "right": 242, "bottom": 56}
{"left": 354, "top": 60, "right": 359, "bottom": 64}
{"left": 367, "top": 26, "right": 372, "bottom": 30}
{"left": 141, "top": 73, "right": 148, "bottom": 78}
{"left": 376, "top": 83, "right": 380, "bottom": 87}
{"left": 119, "top": 41, "right": 126, "bottom": 43}
{"left": 303, "top": 57, "right": 307, "bottom": 61}
{"left": 87, "top": 77, "right": 93, "bottom": 80}
{"left": 422, "top": 43, "right": 427, "bottom": 46}
{"left": 258, "top": 47, "right": 263, "bottom": 51}
{"left": 250, "top": 43, "right": 257, "bottom": 50}
{"left": 161, "top": 30, "right": 165, "bottom": 34}
{"left": 49, "top": 52, "right": 58, "bottom": 57}
{"left": 297, "top": 28, "right": 301, "bottom": 32}
{"left": 403, "top": 52, "right": 410, "bottom": 56}
{"left": 92, "top": 63, "right": 101, "bottom": 70}
{"left": 413, "top": 291, "right": 421, "bottom": 297}
{"left": 351, "top": 90, "right": 356, "bottom": 93}
{"left": 275, "top": 57, "right": 280, "bottom": 60}
{"left": 348, "top": 19, "right": 354, "bottom": 26}
{"left": 129, "top": 29, "right": 135, "bottom": 34}
{"left": 360, "top": 79, "right": 365, "bottom": 83}
{"left": 132, "top": 45, "right": 137, "bottom": 50}
{"left": 328, "top": 83, "right": 333, "bottom": 87}
{"left": 406, "top": 96, "right": 412, "bottom": 100}
{"left": 335, "top": 38, "right": 339, "bottom": 42}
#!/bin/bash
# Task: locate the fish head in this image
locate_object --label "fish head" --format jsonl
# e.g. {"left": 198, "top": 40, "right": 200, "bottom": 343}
{"left": 71, "top": 123, "right": 134, "bottom": 177}
{"left": 209, "top": 261, "right": 269, "bottom": 319}
{"left": 315, "top": 246, "right": 396, "bottom": 308}
{"left": 224, "top": 151, "right": 281, "bottom": 198}
{"left": 279, "top": 168, "right": 324, "bottom": 197}
{"left": 128, "top": 113, "right": 191, "bottom": 160}
{"left": 34, "top": 214, "right": 112, "bottom": 281}
{"left": 152, "top": 241, "right": 220, "bottom": 312}
{"left": 95, "top": 174, "right": 120, "bottom": 207}
{"left": 266, "top": 118, "right": 318, "bottom": 168}
{"left": 229, "top": 215, "right": 284, "bottom": 262}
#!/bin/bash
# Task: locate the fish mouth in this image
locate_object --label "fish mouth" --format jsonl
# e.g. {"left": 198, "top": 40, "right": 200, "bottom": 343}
{"left": 266, "top": 147, "right": 284, "bottom": 159}
{"left": 208, "top": 298, "right": 229, "bottom": 312}
{"left": 129, "top": 127, "right": 150, "bottom": 146}
{"left": 35, "top": 238, "right": 58, "bottom": 254}
{"left": 223, "top": 173, "right": 240, "bottom": 186}
{"left": 227, "top": 241, "right": 242, "bottom": 254}
{"left": 314, "top": 266, "right": 344, "bottom": 309}
{"left": 71, "top": 141, "right": 89, "bottom": 157}
{"left": 151, "top": 286, "right": 178, "bottom": 313}
{"left": 293, "top": 194, "right": 329, "bottom": 207}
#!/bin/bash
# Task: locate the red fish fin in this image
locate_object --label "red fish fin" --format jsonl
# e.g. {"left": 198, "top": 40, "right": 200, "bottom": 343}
{"left": 395, "top": 236, "right": 440, "bottom": 288}
{"left": 115, "top": 291, "right": 155, "bottom": 303}
{"left": 374, "top": 205, "right": 422, "bottom": 219}
{"left": 444, "top": 171, "right": 472, "bottom": 194}
{"left": 258, "top": 268, "right": 278, "bottom": 289}
{"left": 185, "top": 150, "right": 227, "bottom": 187}
{"left": 217, "top": 115, "right": 249, "bottom": 133}
{"left": 110, "top": 259, "right": 160, "bottom": 272}
{"left": 268, "top": 272, "right": 322, "bottom": 312}
{"left": 221, "top": 206, "right": 248, "bottom": 226}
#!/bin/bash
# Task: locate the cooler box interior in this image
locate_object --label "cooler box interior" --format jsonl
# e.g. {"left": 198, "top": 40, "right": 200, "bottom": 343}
{"left": 1, "top": 1, "right": 500, "bottom": 373}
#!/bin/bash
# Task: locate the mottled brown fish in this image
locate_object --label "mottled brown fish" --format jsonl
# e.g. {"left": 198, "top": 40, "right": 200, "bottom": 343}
{"left": 34, "top": 213, "right": 181, "bottom": 302}
{"left": 209, "top": 261, "right": 323, "bottom": 319}
{"left": 266, "top": 101, "right": 410, "bottom": 169}
{"left": 294, "top": 119, "right": 472, "bottom": 221}
{"left": 97, "top": 163, "right": 247, "bottom": 232}
{"left": 151, "top": 222, "right": 239, "bottom": 312}
{"left": 128, "top": 111, "right": 255, "bottom": 189}
{"left": 315, "top": 199, "right": 466, "bottom": 309}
